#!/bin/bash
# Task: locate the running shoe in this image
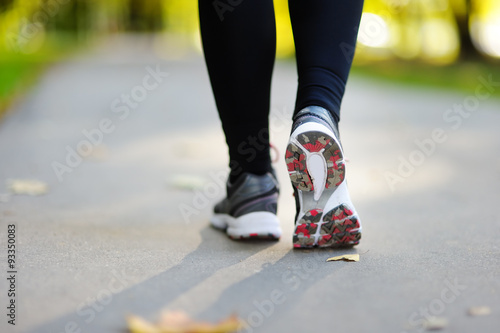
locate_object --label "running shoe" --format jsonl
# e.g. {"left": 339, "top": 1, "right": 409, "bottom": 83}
{"left": 285, "top": 106, "right": 361, "bottom": 248}
{"left": 210, "top": 171, "right": 282, "bottom": 240}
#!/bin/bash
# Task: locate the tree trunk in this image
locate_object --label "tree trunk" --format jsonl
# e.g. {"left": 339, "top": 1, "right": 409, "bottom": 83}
{"left": 456, "top": 0, "right": 480, "bottom": 60}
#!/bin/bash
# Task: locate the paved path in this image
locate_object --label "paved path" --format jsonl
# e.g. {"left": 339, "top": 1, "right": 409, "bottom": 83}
{"left": 0, "top": 35, "right": 499, "bottom": 333}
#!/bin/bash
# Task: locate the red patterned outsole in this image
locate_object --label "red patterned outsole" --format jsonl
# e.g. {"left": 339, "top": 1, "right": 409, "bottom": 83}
{"left": 229, "top": 233, "right": 280, "bottom": 241}
{"left": 293, "top": 206, "right": 361, "bottom": 248}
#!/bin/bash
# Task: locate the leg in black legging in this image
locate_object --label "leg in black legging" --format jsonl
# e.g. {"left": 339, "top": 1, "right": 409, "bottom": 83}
{"left": 289, "top": 0, "right": 364, "bottom": 123}
{"left": 199, "top": 0, "right": 276, "bottom": 181}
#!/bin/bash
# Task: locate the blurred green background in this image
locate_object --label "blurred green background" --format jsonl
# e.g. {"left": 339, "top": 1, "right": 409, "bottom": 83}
{"left": 1, "top": 0, "right": 499, "bottom": 113}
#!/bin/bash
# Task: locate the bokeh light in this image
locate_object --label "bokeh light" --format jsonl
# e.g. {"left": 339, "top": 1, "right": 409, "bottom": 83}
{"left": 468, "top": 0, "right": 500, "bottom": 57}
{"left": 358, "top": 13, "right": 391, "bottom": 49}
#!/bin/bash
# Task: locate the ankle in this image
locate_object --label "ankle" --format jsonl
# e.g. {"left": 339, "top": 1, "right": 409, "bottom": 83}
{"left": 292, "top": 106, "right": 339, "bottom": 138}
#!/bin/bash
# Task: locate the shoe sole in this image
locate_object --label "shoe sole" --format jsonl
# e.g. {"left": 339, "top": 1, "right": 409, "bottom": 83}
{"left": 211, "top": 212, "right": 282, "bottom": 240}
{"left": 286, "top": 123, "right": 361, "bottom": 248}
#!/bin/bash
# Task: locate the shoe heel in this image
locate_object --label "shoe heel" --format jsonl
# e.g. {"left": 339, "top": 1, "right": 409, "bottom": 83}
{"left": 292, "top": 208, "right": 322, "bottom": 248}
{"left": 292, "top": 205, "right": 361, "bottom": 248}
{"left": 286, "top": 131, "right": 345, "bottom": 194}
{"left": 317, "top": 204, "right": 361, "bottom": 247}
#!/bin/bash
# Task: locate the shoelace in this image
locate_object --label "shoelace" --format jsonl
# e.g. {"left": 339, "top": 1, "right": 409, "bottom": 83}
{"left": 270, "top": 143, "right": 280, "bottom": 164}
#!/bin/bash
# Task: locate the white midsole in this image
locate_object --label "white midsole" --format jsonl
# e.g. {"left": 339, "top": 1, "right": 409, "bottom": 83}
{"left": 210, "top": 212, "right": 282, "bottom": 238}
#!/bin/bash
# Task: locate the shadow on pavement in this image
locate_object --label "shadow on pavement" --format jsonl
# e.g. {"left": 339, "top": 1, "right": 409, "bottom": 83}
{"left": 29, "top": 225, "right": 277, "bottom": 333}
{"left": 198, "top": 247, "right": 356, "bottom": 327}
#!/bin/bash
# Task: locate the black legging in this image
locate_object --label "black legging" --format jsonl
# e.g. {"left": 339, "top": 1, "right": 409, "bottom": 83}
{"left": 199, "top": 0, "right": 364, "bottom": 180}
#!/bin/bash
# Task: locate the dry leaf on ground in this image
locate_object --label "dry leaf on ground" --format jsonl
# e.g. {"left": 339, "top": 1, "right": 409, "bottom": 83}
{"left": 169, "top": 175, "right": 207, "bottom": 190}
{"left": 467, "top": 306, "right": 491, "bottom": 316}
{"left": 85, "top": 145, "right": 109, "bottom": 161}
{"left": 326, "top": 254, "right": 359, "bottom": 262}
{"left": 127, "top": 311, "right": 243, "bottom": 333}
{"left": 422, "top": 316, "right": 448, "bottom": 330}
{"left": 7, "top": 179, "right": 48, "bottom": 195}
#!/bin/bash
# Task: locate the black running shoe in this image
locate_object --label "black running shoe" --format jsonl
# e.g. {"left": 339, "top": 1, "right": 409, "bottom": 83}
{"left": 210, "top": 171, "right": 282, "bottom": 240}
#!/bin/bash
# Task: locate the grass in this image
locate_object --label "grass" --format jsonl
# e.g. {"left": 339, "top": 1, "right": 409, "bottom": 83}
{"left": 351, "top": 59, "right": 500, "bottom": 97}
{"left": 0, "top": 33, "right": 81, "bottom": 117}
{"left": 0, "top": 56, "right": 44, "bottom": 111}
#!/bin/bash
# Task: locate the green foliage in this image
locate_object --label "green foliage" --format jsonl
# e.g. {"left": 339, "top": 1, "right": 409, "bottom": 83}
{"left": 352, "top": 60, "right": 500, "bottom": 97}
{"left": 0, "top": 34, "right": 79, "bottom": 114}
{"left": 1, "top": 0, "right": 499, "bottom": 115}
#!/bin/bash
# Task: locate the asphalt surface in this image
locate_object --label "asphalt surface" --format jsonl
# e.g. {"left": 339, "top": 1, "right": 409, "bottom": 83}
{"left": 0, "top": 35, "right": 499, "bottom": 333}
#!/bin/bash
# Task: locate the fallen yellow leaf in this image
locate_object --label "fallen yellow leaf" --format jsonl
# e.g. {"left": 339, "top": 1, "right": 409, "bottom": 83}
{"left": 467, "top": 306, "right": 491, "bottom": 316}
{"left": 7, "top": 179, "right": 48, "bottom": 196}
{"left": 326, "top": 254, "right": 359, "bottom": 262}
{"left": 127, "top": 311, "right": 244, "bottom": 333}
{"left": 422, "top": 316, "right": 448, "bottom": 330}
{"left": 127, "top": 315, "right": 161, "bottom": 333}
